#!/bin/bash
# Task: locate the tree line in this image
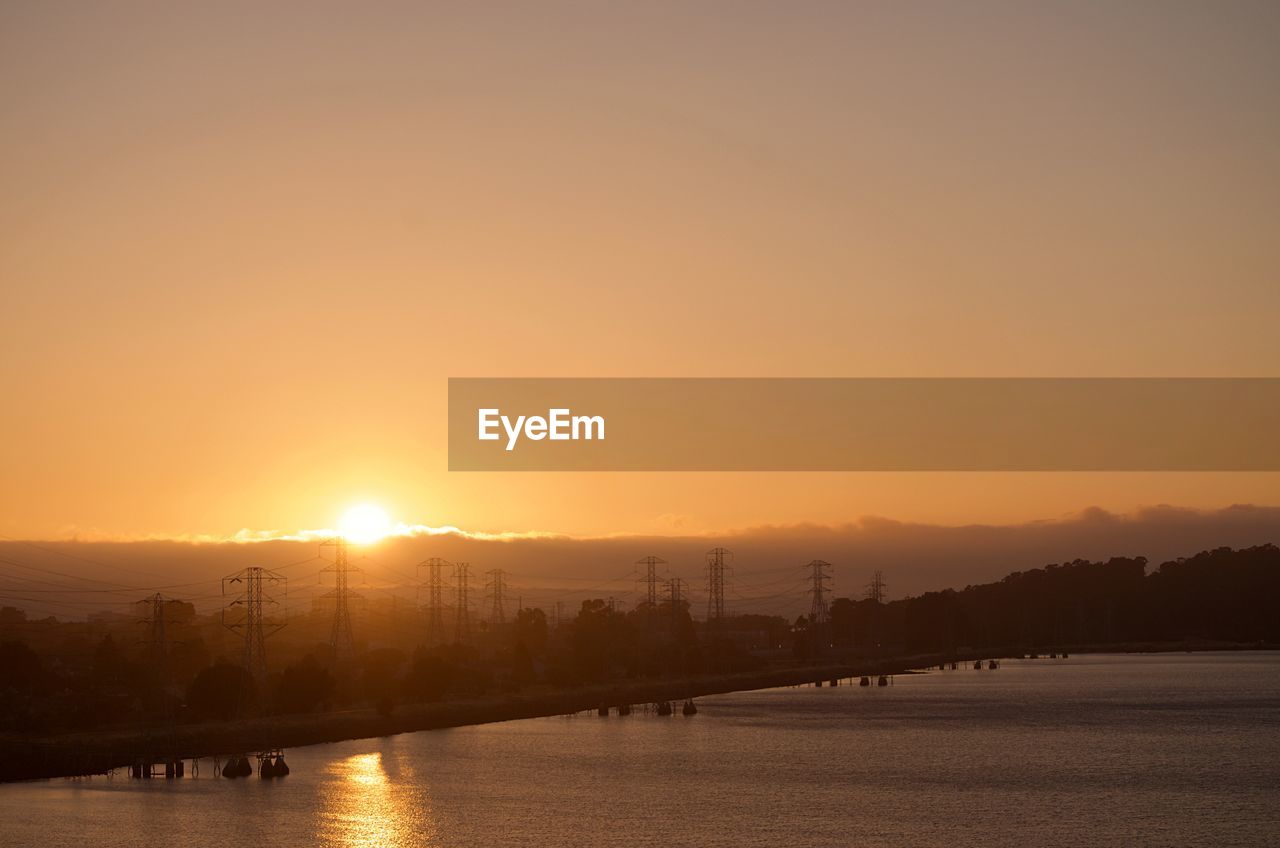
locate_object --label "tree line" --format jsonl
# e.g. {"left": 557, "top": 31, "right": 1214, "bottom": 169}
{"left": 0, "top": 544, "right": 1275, "bottom": 733}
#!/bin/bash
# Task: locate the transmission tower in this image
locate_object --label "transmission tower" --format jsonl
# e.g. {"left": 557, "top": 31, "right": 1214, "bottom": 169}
{"left": 221, "top": 567, "right": 286, "bottom": 694}
{"left": 486, "top": 569, "right": 508, "bottom": 625}
{"left": 866, "top": 570, "right": 887, "bottom": 604}
{"left": 417, "top": 557, "right": 451, "bottom": 645}
{"left": 320, "top": 537, "right": 361, "bottom": 662}
{"left": 137, "top": 592, "right": 181, "bottom": 679}
{"left": 865, "top": 570, "right": 888, "bottom": 655}
{"left": 705, "top": 547, "right": 732, "bottom": 624}
{"left": 454, "top": 562, "right": 471, "bottom": 642}
{"left": 636, "top": 555, "right": 666, "bottom": 613}
{"left": 666, "top": 577, "right": 685, "bottom": 626}
{"left": 807, "top": 560, "right": 832, "bottom": 625}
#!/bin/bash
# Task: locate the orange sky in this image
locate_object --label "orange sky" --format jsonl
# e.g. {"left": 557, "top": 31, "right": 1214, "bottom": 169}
{"left": 2, "top": 3, "right": 1278, "bottom": 541}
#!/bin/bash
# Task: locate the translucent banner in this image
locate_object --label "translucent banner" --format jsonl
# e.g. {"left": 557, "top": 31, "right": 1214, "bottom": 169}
{"left": 448, "top": 378, "right": 1280, "bottom": 471}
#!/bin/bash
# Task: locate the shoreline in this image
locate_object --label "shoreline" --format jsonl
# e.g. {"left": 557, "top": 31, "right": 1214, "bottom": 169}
{"left": 2, "top": 641, "right": 1270, "bottom": 783}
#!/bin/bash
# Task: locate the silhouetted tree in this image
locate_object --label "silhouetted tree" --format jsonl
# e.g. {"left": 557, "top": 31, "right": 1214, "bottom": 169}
{"left": 361, "top": 648, "right": 407, "bottom": 706}
{"left": 273, "top": 655, "right": 334, "bottom": 714}
{"left": 569, "top": 599, "right": 634, "bottom": 681}
{"left": 0, "top": 641, "right": 42, "bottom": 692}
{"left": 185, "top": 662, "right": 253, "bottom": 720}
{"left": 402, "top": 649, "right": 459, "bottom": 702}
{"left": 512, "top": 607, "right": 548, "bottom": 654}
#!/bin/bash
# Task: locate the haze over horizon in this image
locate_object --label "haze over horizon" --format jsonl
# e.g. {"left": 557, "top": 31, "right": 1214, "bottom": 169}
{"left": 4, "top": 503, "right": 1278, "bottom": 622}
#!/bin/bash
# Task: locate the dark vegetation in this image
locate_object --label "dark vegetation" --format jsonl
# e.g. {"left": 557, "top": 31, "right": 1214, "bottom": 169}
{"left": 0, "top": 544, "right": 1276, "bottom": 734}
{"left": 804, "top": 544, "right": 1279, "bottom": 658}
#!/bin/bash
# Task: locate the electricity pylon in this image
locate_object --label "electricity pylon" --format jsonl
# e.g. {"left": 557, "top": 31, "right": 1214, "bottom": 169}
{"left": 807, "top": 560, "right": 833, "bottom": 653}
{"left": 865, "top": 569, "right": 887, "bottom": 656}
{"left": 486, "top": 568, "right": 508, "bottom": 625}
{"left": 137, "top": 592, "right": 181, "bottom": 677}
{"left": 807, "top": 560, "right": 832, "bottom": 626}
{"left": 222, "top": 567, "right": 286, "bottom": 696}
{"left": 636, "top": 555, "right": 666, "bottom": 623}
{"left": 417, "top": 557, "right": 451, "bottom": 645}
{"left": 321, "top": 537, "right": 361, "bottom": 662}
{"left": 454, "top": 562, "right": 471, "bottom": 642}
{"left": 866, "top": 570, "right": 887, "bottom": 604}
{"left": 666, "top": 577, "right": 685, "bottom": 626}
{"left": 705, "top": 547, "right": 732, "bottom": 624}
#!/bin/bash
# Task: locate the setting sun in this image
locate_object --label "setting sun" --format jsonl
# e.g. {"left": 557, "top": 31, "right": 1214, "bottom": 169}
{"left": 338, "top": 503, "right": 393, "bottom": 544}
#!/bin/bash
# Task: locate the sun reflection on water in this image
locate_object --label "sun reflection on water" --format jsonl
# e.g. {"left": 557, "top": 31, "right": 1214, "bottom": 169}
{"left": 319, "top": 750, "right": 436, "bottom": 847}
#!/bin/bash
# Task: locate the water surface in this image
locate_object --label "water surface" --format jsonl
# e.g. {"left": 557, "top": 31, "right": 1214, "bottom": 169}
{"left": 3, "top": 652, "right": 1277, "bottom": 847}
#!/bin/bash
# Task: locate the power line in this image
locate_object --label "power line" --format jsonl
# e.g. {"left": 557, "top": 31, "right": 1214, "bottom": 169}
{"left": 0, "top": 555, "right": 147, "bottom": 592}
{"left": 0, "top": 536, "right": 176, "bottom": 583}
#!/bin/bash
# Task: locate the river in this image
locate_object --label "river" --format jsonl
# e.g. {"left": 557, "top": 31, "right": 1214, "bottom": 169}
{"left": 2, "top": 652, "right": 1277, "bottom": 847}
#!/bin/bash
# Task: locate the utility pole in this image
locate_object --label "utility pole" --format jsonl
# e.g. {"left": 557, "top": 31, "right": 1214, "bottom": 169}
{"left": 221, "top": 567, "right": 286, "bottom": 700}
{"left": 321, "top": 537, "right": 361, "bottom": 663}
{"left": 705, "top": 547, "right": 732, "bottom": 625}
{"left": 417, "top": 557, "right": 450, "bottom": 645}
{"left": 454, "top": 562, "right": 471, "bottom": 642}
{"left": 486, "top": 568, "right": 508, "bottom": 625}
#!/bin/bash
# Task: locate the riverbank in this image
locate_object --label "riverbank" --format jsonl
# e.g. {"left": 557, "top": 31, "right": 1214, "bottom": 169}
{"left": 0, "top": 653, "right": 952, "bottom": 782}
{"left": 2, "top": 641, "right": 1271, "bottom": 782}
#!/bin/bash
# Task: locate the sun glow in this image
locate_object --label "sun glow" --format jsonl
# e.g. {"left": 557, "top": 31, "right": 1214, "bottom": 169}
{"left": 338, "top": 503, "right": 393, "bottom": 544}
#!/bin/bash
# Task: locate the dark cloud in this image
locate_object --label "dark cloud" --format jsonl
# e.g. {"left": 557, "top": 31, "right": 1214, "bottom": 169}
{"left": 3, "top": 505, "right": 1277, "bottom": 619}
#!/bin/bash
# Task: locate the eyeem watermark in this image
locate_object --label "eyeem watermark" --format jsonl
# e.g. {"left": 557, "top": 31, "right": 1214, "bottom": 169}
{"left": 478, "top": 408, "right": 606, "bottom": 451}
{"left": 450, "top": 378, "right": 1280, "bottom": 471}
